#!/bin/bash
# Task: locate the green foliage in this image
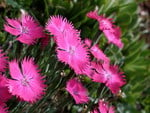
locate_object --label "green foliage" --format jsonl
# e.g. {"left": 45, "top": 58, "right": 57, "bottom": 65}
{"left": 0, "top": 0, "right": 149, "bottom": 113}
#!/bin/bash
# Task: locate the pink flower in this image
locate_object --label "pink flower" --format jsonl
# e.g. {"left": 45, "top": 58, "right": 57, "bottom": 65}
{"left": 0, "top": 49, "right": 7, "bottom": 72}
{"left": 87, "top": 11, "right": 113, "bottom": 30}
{"left": 104, "top": 65, "right": 126, "bottom": 94}
{"left": 89, "top": 62, "right": 126, "bottom": 94}
{"left": 91, "top": 100, "right": 115, "bottom": 113}
{"left": 8, "top": 58, "right": 46, "bottom": 103}
{"left": 46, "top": 16, "right": 89, "bottom": 74}
{"left": 4, "top": 14, "right": 44, "bottom": 45}
{"left": 98, "top": 100, "right": 115, "bottom": 113}
{"left": 66, "top": 78, "right": 89, "bottom": 104}
{"left": 87, "top": 11, "right": 123, "bottom": 48}
{"left": 0, "top": 75, "right": 12, "bottom": 103}
{"left": 0, "top": 103, "right": 8, "bottom": 113}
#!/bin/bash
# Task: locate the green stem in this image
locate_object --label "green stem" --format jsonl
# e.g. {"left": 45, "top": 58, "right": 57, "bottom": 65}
{"left": 44, "top": 0, "right": 49, "bottom": 18}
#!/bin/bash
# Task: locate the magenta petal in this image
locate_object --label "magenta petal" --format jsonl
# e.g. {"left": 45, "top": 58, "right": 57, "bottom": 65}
{"left": 4, "top": 24, "right": 20, "bottom": 36}
{"left": 21, "top": 58, "right": 39, "bottom": 79}
{"left": 90, "top": 44, "right": 110, "bottom": 64}
{"left": 86, "top": 10, "right": 99, "bottom": 20}
{"left": 84, "top": 38, "right": 92, "bottom": 47}
{"left": 6, "top": 18, "right": 21, "bottom": 28}
{"left": 17, "top": 34, "right": 35, "bottom": 45}
{"left": 9, "top": 60, "right": 22, "bottom": 80}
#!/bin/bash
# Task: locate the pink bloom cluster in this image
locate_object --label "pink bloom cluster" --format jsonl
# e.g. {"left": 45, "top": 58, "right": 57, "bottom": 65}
{"left": 87, "top": 10, "right": 124, "bottom": 48}
{"left": 45, "top": 14, "right": 126, "bottom": 108}
{"left": 2, "top": 10, "right": 127, "bottom": 112}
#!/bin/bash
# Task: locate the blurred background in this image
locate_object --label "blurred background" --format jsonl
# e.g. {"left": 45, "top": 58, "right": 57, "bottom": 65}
{"left": 0, "top": 0, "right": 150, "bottom": 113}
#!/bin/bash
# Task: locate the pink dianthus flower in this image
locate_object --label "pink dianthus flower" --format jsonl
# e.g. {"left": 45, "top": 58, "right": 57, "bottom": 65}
{"left": 46, "top": 16, "right": 89, "bottom": 74}
{"left": 87, "top": 10, "right": 123, "bottom": 48}
{"left": 4, "top": 14, "right": 44, "bottom": 45}
{"left": 91, "top": 99, "right": 115, "bottom": 113}
{"left": 88, "top": 62, "right": 126, "bottom": 94}
{"left": 99, "top": 100, "right": 115, "bottom": 113}
{"left": 66, "top": 78, "right": 89, "bottom": 104}
{"left": 8, "top": 58, "right": 46, "bottom": 103}
{"left": 83, "top": 61, "right": 126, "bottom": 94}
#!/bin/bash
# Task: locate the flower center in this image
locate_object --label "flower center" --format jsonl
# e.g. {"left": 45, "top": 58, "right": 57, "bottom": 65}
{"left": 20, "top": 26, "right": 29, "bottom": 34}
{"left": 73, "top": 89, "right": 80, "bottom": 97}
{"left": 68, "top": 46, "right": 75, "bottom": 55}
{"left": 103, "top": 71, "right": 111, "bottom": 80}
{"left": 21, "top": 76, "right": 29, "bottom": 86}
